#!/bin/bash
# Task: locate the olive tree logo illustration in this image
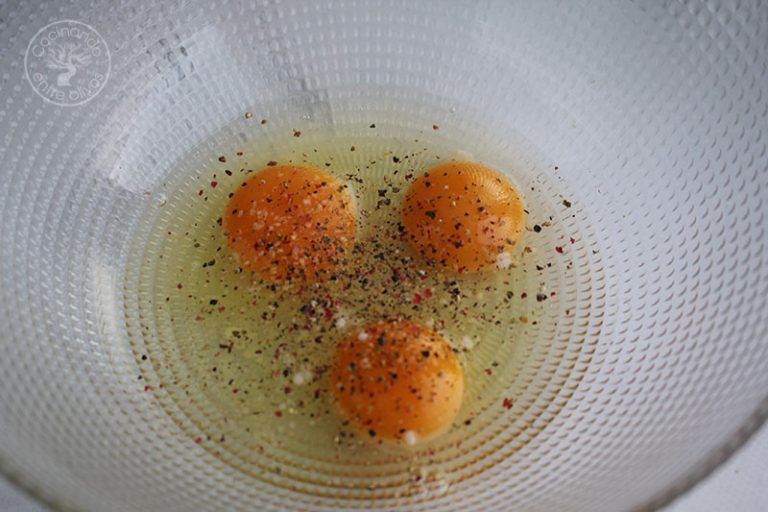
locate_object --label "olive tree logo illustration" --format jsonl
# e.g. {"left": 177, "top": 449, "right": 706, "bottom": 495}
{"left": 25, "top": 20, "right": 111, "bottom": 107}
{"left": 46, "top": 40, "right": 93, "bottom": 87}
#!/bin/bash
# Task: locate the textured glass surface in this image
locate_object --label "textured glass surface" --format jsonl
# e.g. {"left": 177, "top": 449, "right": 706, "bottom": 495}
{"left": 1, "top": 1, "right": 767, "bottom": 511}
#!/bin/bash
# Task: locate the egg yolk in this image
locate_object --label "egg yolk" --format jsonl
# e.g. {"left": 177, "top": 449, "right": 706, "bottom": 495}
{"left": 402, "top": 161, "right": 525, "bottom": 272}
{"left": 223, "top": 165, "right": 356, "bottom": 282}
{"left": 331, "top": 319, "right": 464, "bottom": 443}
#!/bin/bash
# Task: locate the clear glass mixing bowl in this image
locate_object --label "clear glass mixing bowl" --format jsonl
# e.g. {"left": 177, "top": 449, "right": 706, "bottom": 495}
{"left": 1, "top": 1, "right": 767, "bottom": 511}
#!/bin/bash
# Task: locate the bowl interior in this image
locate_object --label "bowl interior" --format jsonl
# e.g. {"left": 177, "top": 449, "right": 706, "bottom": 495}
{"left": 1, "top": 1, "right": 768, "bottom": 511}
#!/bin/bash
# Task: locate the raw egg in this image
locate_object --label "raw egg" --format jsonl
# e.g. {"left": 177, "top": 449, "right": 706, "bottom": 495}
{"left": 331, "top": 319, "right": 464, "bottom": 443}
{"left": 402, "top": 161, "right": 525, "bottom": 272}
{"left": 223, "top": 165, "right": 356, "bottom": 282}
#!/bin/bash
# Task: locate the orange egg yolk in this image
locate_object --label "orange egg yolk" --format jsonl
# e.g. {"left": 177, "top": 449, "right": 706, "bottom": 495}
{"left": 402, "top": 161, "right": 525, "bottom": 272}
{"left": 223, "top": 165, "right": 356, "bottom": 282}
{"left": 331, "top": 319, "right": 464, "bottom": 443}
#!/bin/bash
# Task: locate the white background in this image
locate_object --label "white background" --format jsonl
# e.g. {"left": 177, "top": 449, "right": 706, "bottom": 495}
{"left": 2, "top": 424, "right": 767, "bottom": 511}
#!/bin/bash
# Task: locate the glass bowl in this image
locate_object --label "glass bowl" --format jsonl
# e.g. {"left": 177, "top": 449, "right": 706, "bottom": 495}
{"left": 1, "top": 1, "right": 767, "bottom": 510}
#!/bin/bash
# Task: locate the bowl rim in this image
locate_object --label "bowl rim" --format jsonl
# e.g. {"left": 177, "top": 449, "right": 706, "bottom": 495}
{"left": 636, "top": 395, "right": 768, "bottom": 511}
{"left": 1, "top": 395, "right": 767, "bottom": 511}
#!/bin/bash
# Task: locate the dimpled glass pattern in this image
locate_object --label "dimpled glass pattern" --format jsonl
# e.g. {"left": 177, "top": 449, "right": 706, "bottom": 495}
{"left": 1, "top": 1, "right": 768, "bottom": 511}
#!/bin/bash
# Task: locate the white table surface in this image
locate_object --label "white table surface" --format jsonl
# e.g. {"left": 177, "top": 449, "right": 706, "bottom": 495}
{"left": 2, "top": 423, "right": 767, "bottom": 511}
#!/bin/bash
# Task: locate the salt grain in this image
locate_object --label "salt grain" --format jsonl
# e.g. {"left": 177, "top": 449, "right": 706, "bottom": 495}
{"left": 496, "top": 252, "right": 513, "bottom": 269}
{"left": 404, "top": 430, "right": 418, "bottom": 446}
{"left": 292, "top": 369, "right": 312, "bottom": 386}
